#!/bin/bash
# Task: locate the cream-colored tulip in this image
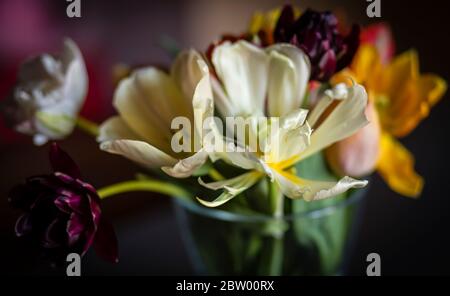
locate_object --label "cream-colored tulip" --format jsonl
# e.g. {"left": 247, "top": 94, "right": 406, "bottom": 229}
{"left": 98, "top": 50, "right": 213, "bottom": 178}
{"left": 1, "top": 39, "right": 88, "bottom": 145}
{"left": 197, "top": 41, "right": 369, "bottom": 207}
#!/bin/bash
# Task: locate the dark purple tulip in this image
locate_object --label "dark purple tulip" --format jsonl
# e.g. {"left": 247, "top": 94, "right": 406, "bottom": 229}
{"left": 9, "top": 143, "right": 118, "bottom": 264}
{"left": 274, "top": 6, "right": 360, "bottom": 81}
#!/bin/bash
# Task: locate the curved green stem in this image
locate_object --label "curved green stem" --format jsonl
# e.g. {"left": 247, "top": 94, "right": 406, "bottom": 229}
{"left": 76, "top": 116, "right": 99, "bottom": 137}
{"left": 98, "top": 180, "right": 191, "bottom": 200}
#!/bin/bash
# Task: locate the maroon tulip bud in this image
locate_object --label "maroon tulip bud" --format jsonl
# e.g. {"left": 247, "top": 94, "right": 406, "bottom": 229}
{"left": 9, "top": 143, "right": 118, "bottom": 264}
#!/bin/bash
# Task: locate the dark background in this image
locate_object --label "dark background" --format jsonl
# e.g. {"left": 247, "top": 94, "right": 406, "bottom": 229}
{"left": 1, "top": 0, "right": 449, "bottom": 275}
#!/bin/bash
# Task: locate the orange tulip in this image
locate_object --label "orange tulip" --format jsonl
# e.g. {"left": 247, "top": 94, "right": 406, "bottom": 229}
{"left": 328, "top": 38, "right": 446, "bottom": 197}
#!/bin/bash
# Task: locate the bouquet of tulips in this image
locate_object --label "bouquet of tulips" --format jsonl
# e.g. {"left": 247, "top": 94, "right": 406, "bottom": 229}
{"left": 1, "top": 5, "right": 446, "bottom": 275}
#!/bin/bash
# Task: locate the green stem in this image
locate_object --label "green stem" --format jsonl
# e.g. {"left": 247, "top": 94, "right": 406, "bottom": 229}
{"left": 269, "top": 179, "right": 284, "bottom": 218}
{"left": 267, "top": 181, "right": 285, "bottom": 275}
{"left": 76, "top": 116, "right": 99, "bottom": 137}
{"left": 97, "top": 179, "right": 191, "bottom": 200}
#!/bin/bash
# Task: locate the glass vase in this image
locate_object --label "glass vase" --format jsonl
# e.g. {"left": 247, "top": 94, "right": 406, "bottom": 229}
{"left": 173, "top": 188, "right": 367, "bottom": 276}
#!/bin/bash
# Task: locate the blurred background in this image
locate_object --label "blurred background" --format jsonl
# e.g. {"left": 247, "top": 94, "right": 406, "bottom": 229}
{"left": 1, "top": 0, "right": 449, "bottom": 275}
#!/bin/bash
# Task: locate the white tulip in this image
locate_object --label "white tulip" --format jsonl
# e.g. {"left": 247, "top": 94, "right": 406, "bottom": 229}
{"left": 1, "top": 38, "right": 88, "bottom": 145}
{"left": 197, "top": 41, "right": 369, "bottom": 207}
{"left": 98, "top": 50, "right": 213, "bottom": 178}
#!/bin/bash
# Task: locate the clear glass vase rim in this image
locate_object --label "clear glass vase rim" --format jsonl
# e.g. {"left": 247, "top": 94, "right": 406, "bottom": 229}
{"left": 173, "top": 187, "right": 367, "bottom": 223}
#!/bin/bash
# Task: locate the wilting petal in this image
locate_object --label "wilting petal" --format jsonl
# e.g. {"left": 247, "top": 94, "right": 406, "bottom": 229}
{"left": 277, "top": 83, "right": 368, "bottom": 169}
{"left": 300, "top": 83, "right": 369, "bottom": 161}
{"left": 93, "top": 217, "right": 119, "bottom": 263}
{"left": 100, "top": 139, "right": 177, "bottom": 169}
{"left": 212, "top": 41, "right": 269, "bottom": 116}
{"left": 162, "top": 149, "right": 209, "bottom": 178}
{"left": 113, "top": 67, "right": 188, "bottom": 152}
{"left": 197, "top": 171, "right": 262, "bottom": 207}
{"left": 203, "top": 117, "right": 259, "bottom": 170}
{"left": 171, "top": 49, "right": 209, "bottom": 101}
{"left": 263, "top": 109, "right": 311, "bottom": 164}
{"left": 326, "top": 99, "right": 381, "bottom": 177}
{"left": 307, "top": 83, "right": 348, "bottom": 128}
{"left": 273, "top": 169, "right": 367, "bottom": 201}
{"left": 376, "top": 133, "right": 423, "bottom": 198}
{"left": 49, "top": 143, "right": 82, "bottom": 178}
{"left": 266, "top": 44, "right": 310, "bottom": 117}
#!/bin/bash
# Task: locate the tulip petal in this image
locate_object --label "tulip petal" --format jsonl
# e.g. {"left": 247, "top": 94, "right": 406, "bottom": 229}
{"left": 55, "top": 194, "right": 84, "bottom": 214}
{"left": 266, "top": 44, "right": 310, "bottom": 117}
{"left": 350, "top": 45, "right": 382, "bottom": 88}
{"left": 49, "top": 143, "right": 82, "bottom": 178}
{"left": 276, "top": 83, "right": 368, "bottom": 169}
{"left": 325, "top": 99, "right": 381, "bottom": 177}
{"left": 376, "top": 133, "right": 424, "bottom": 198}
{"left": 171, "top": 49, "right": 209, "bottom": 101}
{"left": 210, "top": 76, "right": 236, "bottom": 118}
{"left": 162, "top": 149, "right": 209, "bottom": 178}
{"left": 197, "top": 171, "right": 262, "bottom": 207}
{"left": 60, "top": 38, "right": 88, "bottom": 117}
{"left": 301, "top": 83, "right": 369, "bottom": 161}
{"left": 15, "top": 214, "right": 32, "bottom": 237}
{"left": 192, "top": 71, "right": 214, "bottom": 146}
{"left": 360, "top": 23, "right": 395, "bottom": 65}
{"left": 212, "top": 41, "right": 269, "bottom": 116}
{"left": 98, "top": 116, "right": 140, "bottom": 142}
{"left": 42, "top": 218, "right": 66, "bottom": 248}
{"left": 273, "top": 169, "right": 367, "bottom": 201}
{"left": 100, "top": 139, "right": 177, "bottom": 169}
{"left": 67, "top": 213, "right": 85, "bottom": 247}
{"left": 204, "top": 117, "right": 259, "bottom": 170}
{"left": 113, "top": 67, "right": 188, "bottom": 152}
{"left": 263, "top": 109, "right": 311, "bottom": 164}
{"left": 385, "top": 50, "right": 418, "bottom": 95}
{"left": 383, "top": 74, "right": 447, "bottom": 137}
{"left": 307, "top": 83, "right": 348, "bottom": 128}
{"left": 93, "top": 217, "right": 119, "bottom": 263}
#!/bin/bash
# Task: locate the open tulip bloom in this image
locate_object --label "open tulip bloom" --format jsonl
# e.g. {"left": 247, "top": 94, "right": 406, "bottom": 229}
{"left": 2, "top": 4, "right": 446, "bottom": 270}
{"left": 195, "top": 41, "right": 368, "bottom": 207}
